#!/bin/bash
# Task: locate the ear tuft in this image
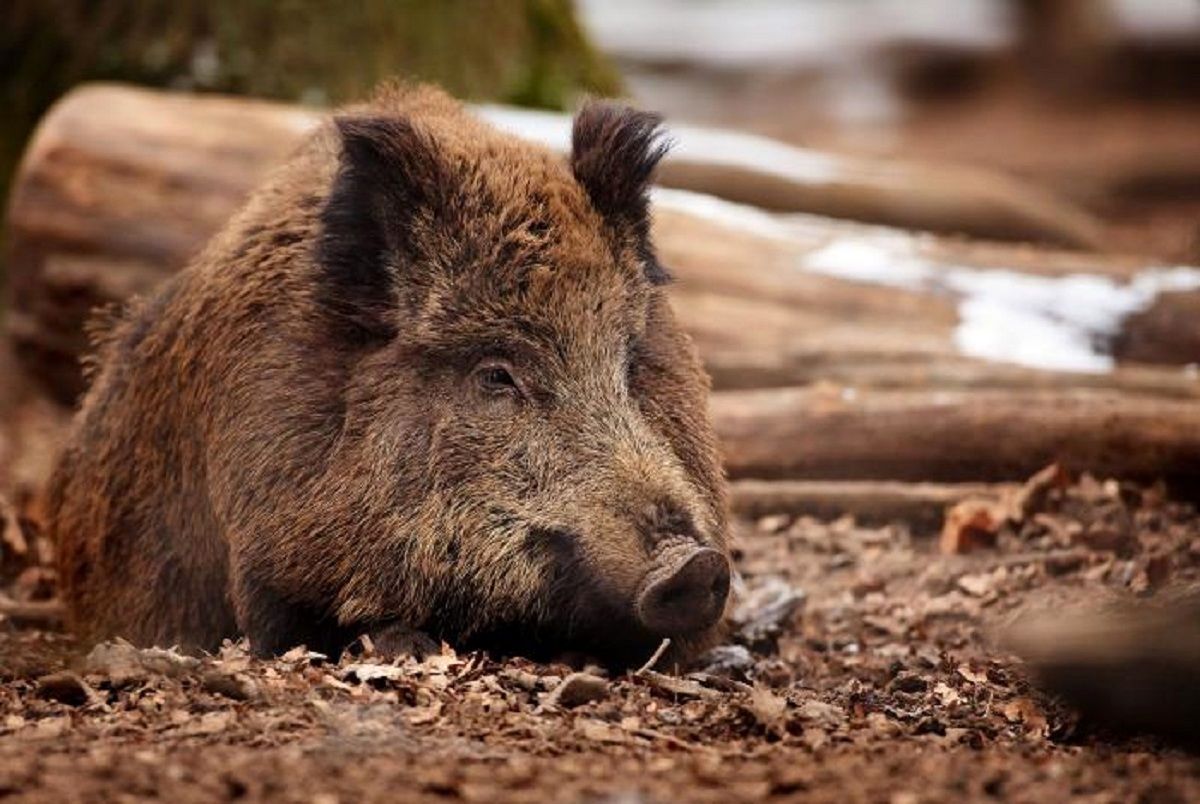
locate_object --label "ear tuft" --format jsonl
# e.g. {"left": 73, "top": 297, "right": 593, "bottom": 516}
{"left": 571, "top": 102, "right": 672, "bottom": 284}
{"left": 571, "top": 102, "right": 670, "bottom": 222}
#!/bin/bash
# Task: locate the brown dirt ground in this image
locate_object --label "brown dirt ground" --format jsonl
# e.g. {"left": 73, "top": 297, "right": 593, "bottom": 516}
{"left": 2, "top": 470, "right": 1199, "bottom": 803}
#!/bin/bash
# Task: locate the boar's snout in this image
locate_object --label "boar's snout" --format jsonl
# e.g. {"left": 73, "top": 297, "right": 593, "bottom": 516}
{"left": 636, "top": 540, "right": 730, "bottom": 637}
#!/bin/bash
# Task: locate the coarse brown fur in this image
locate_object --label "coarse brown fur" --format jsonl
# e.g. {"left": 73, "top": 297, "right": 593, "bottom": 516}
{"left": 47, "top": 85, "right": 729, "bottom": 668}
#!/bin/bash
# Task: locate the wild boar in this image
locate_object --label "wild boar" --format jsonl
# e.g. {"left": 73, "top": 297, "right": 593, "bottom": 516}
{"left": 47, "top": 85, "right": 730, "bottom": 668}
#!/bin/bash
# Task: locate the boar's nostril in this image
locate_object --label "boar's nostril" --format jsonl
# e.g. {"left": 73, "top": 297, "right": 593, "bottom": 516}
{"left": 636, "top": 546, "right": 730, "bottom": 636}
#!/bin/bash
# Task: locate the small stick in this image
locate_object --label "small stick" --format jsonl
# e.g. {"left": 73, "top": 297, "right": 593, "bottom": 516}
{"left": 635, "top": 638, "right": 671, "bottom": 676}
{"left": 0, "top": 599, "right": 65, "bottom": 628}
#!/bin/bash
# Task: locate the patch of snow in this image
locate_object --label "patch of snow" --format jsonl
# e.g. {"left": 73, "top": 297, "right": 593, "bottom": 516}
{"left": 803, "top": 237, "right": 929, "bottom": 289}
{"left": 576, "top": 0, "right": 1011, "bottom": 69}
{"left": 650, "top": 187, "right": 799, "bottom": 242}
{"left": 474, "top": 105, "right": 572, "bottom": 152}
{"left": 802, "top": 236, "right": 1200, "bottom": 374}
{"left": 670, "top": 126, "right": 844, "bottom": 186}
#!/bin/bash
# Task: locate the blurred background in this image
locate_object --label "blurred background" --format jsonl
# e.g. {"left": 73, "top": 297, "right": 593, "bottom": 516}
{"left": 582, "top": 0, "right": 1200, "bottom": 262}
{"left": 4, "top": 0, "right": 1200, "bottom": 489}
{"left": 4, "top": 0, "right": 1200, "bottom": 261}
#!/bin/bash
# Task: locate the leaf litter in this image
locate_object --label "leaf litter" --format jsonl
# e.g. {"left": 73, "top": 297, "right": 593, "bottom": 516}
{"left": 1, "top": 466, "right": 1199, "bottom": 801}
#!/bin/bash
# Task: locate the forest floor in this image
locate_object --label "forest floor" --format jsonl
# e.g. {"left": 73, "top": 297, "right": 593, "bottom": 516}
{"left": 2, "top": 469, "right": 1198, "bottom": 803}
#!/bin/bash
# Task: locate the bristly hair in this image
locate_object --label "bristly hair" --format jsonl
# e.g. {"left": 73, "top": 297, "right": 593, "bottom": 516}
{"left": 570, "top": 101, "right": 673, "bottom": 286}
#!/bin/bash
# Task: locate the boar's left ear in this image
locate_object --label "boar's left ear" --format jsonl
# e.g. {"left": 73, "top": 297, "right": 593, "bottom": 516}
{"left": 571, "top": 102, "right": 672, "bottom": 285}
{"left": 318, "top": 115, "right": 450, "bottom": 340}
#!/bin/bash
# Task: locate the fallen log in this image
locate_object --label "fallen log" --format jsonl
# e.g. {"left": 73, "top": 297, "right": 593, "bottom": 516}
{"left": 652, "top": 200, "right": 1200, "bottom": 388}
{"left": 711, "top": 386, "right": 1200, "bottom": 488}
{"left": 478, "top": 105, "right": 1103, "bottom": 249}
{"left": 729, "top": 479, "right": 1013, "bottom": 529}
{"left": 6, "top": 83, "right": 1145, "bottom": 403}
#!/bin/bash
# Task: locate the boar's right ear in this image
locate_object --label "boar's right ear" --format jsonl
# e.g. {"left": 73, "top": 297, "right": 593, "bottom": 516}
{"left": 317, "top": 116, "right": 449, "bottom": 340}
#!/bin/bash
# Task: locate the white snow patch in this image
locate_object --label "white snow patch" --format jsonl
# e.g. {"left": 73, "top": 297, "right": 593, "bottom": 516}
{"left": 803, "top": 237, "right": 929, "bottom": 288}
{"left": 803, "top": 237, "right": 1200, "bottom": 373}
{"left": 474, "top": 105, "right": 572, "bottom": 152}
{"left": 650, "top": 187, "right": 800, "bottom": 242}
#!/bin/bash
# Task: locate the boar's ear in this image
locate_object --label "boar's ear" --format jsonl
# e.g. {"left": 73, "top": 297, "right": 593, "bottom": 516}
{"left": 570, "top": 102, "right": 672, "bottom": 285}
{"left": 317, "top": 116, "right": 449, "bottom": 339}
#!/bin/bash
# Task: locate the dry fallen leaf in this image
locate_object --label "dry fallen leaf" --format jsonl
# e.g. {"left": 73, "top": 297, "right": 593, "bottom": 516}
{"left": 1010, "top": 463, "right": 1070, "bottom": 519}
{"left": 575, "top": 718, "right": 629, "bottom": 744}
{"left": 956, "top": 572, "right": 996, "bottom": 598}
{"left": 745, "top": 686, "right": 787, "bottom": 733}
{"left": 940, "top": 499, "right": 1005, "bottom": 554}
{"left": 85, "top": 640, "right": 199, "bottom": 687}
{"left": 794, "top": 699, "right": 846, "bottom": 728}
{"left": 933, "top": 682, "right": 962, "bottom": 707}
{"left": 341, "top": 663, "right": 407, "bottom": 685}
{"left": 184, "top": 710, "right": 236, "bottom": 736}
{"left": 406, "top": 702, "right": 443, "bottom": 725}
{"left": 1002, "top": 698, "right": 1048, "bottom": 738}
{"left": 956, "top": 664, "right": 989, "bottom": 685}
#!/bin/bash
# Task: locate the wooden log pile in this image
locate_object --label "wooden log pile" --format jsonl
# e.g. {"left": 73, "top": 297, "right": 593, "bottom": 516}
{"left": 4, "top": 83, "right": 1200, "bottom": 516}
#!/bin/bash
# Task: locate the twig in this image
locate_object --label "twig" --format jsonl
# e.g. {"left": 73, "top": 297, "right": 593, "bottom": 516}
{"left": 635, "top": 638, "right": 671, "bottom": 676}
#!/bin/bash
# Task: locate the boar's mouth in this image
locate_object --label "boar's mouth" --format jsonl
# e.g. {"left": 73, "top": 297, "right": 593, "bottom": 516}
{"left": 460, "top": 526, "right": 729, "bottom": 669}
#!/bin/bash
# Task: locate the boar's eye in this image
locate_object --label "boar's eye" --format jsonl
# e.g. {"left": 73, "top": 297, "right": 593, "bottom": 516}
{"left": 476, "top": 362, "right": 522, "bottom": 397}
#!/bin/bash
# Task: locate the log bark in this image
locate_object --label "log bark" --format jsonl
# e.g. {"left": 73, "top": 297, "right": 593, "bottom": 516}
{"left": 4, "top": 86, "right": 312, "bottom": 400}
{"left": 652, "top": 205, "right": 1200, "bottom": 392}
{"left": 711, "top": 386, "right": 1200, "bottom": 489}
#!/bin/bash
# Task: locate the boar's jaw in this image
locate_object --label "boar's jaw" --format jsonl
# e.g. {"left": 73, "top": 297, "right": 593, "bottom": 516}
{"left": 452, "top": 525, "right": 726, "bottom": 669}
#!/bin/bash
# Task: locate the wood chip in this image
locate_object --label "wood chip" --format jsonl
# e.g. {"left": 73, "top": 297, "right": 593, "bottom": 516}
{"left": 543, "top": 672, "right": 609, "bottom": 709}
